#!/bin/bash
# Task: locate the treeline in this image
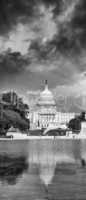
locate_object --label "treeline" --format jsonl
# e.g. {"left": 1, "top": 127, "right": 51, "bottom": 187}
{"left": 68, "top": 112, "right": 86, "bottom": 133}
{"left": 0, "top": 91, "right": 30, "bottom": 135}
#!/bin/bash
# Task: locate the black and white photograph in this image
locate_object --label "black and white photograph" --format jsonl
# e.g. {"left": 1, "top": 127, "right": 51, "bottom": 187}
{"left": 0, "top": 0, "right": 86, "bottom": 199}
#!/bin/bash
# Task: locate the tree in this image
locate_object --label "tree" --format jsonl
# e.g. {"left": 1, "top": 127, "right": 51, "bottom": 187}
{"left": 79, "top": 111, "right": 86, "bottom": 121}
{"left": 68, "top": 116, "right": 81, "bottom": 133}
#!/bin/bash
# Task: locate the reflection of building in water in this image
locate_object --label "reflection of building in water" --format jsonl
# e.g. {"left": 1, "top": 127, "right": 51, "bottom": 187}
{"left": 28, "top": 140, "right": 77, "bottom": 185}
{"left": 29, "top": 81, "right": 75, "bottom": 129}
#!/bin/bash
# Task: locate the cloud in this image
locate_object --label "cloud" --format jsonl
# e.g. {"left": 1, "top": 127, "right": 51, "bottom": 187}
{"left": 56, "top": 0, "right": 86, "bottom": 53}
{"left": 0, "top": 2, "right": 57, "bottom": 55}
{"left": 57, "top": 0, "right": 80, "bottom": 23}
{"left": 0, "top": 0, "right": 36, "bottom": 35}
{"left": 0, "top": 24, "right": 36, "bottom": 55}
{"left": 0, "top": 50, "right": 30, "bottom": 75}
{"left": 0, "top": 0, "right": 86, "bottom": 95}
{"left": 27, "top": 41, "right": 85, "bottom": 80}
{"left": 52, "top": 72, "right": 86, "bottom": 112}
{"left": 33, "top": 4, "right": 57, "bottom": 43}
{"left": 54, "top": 72, "right": 86, "bottom": 97}
{"left": 0, "top": 0, "right": 85, "bottom": 56}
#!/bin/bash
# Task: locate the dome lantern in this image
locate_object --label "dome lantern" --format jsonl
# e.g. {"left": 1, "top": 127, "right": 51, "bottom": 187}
{"left": 44, "top": 80, "right": 48, "bottom": 90}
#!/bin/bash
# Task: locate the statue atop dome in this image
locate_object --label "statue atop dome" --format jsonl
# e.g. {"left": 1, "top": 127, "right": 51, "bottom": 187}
{"left": 44, "top": 80, "right": 48, "bottom": 90}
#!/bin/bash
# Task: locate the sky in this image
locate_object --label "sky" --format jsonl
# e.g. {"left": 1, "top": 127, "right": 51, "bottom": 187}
{"left": 0, "top": 0, "right": 86, "bottom": 105}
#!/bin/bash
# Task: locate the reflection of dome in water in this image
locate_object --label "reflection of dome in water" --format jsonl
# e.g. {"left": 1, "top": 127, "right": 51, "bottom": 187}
{"left": 38, "top": 80, "right": 56, "bottom": 106}
{"left": 40, "top": 165, "right": 55, "bottom": 185}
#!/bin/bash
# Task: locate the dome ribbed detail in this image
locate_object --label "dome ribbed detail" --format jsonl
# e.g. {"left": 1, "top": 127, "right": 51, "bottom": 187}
{"left": 37, "top": 81, "right": 56, "bottom": 106}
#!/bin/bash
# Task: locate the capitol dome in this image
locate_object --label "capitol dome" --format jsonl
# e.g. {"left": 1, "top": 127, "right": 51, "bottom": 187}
{"left": 36, "top": 80, "right": 57, "bottom": 128}
{"left": 37, "top": 80, "right": 56, "bottom": 106}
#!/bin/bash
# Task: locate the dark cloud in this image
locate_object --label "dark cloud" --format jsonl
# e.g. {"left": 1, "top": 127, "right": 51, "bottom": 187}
{"left": 0, "top": 0, "right": 86, "bottom": 91}
{"left": 0, "top": 0, "right": 85, "bottom": 54}
{"left": 55, "top": 0, "right": 86, "bottom": 54}
{"left": 0, "top": 50, "right": 30, "bottom": 75}
{"left": 26, "top": 0, "right": 86, "bottom": 60}
{"left": 29, "top": 40, "right": 56, "bottom": 61}
{"left": 71, "top": 0, "right": 86, "bottom": 48}
{"left": 38, "top": 0, "right": 86, "bottom": 56}
{"left": 0, "top": 0, "right": 36, "bottom": 35}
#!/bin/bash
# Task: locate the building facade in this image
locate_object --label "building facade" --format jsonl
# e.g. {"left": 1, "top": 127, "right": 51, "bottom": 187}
{"left": 29, "top": 81, "right": 75, "bottom": 129}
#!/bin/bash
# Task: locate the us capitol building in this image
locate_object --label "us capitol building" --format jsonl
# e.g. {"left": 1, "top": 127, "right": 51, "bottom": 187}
{"left": 29, "top": 81, "right": 75, "bottom": 129}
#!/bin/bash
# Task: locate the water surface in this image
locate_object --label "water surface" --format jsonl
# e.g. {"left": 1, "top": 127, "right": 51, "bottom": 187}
{"left": 0, "top": 139, "right": 86, "bottom": 200}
